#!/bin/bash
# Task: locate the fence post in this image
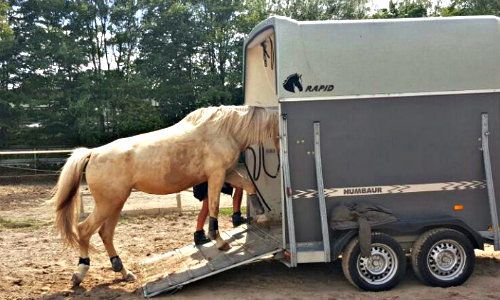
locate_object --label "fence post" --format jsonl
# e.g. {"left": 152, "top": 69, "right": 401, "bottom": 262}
{"left": 176, "top": 193, "right": 182, "bottom": 213}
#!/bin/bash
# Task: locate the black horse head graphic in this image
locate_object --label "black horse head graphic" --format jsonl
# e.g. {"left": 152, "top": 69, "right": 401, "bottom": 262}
{"left": 283, "top": 73, "right": 303, "bottom": 93}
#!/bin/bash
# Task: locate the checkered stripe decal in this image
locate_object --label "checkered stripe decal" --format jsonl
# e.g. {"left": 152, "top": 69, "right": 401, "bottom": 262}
{"left": 293, "top": 180, "right": 486, "bottom": 199}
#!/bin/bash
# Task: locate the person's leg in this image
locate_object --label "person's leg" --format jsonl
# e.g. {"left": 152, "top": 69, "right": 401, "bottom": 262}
{"left": 197, "top": 198, "right": 209, "bottom": 231}
{"left": 194, "top": 198, "right": 211, "bottom": 245}
{"left": 231, "top": 187, "right": 247, "bottom": 227}
{"left": 193, "top": 183, "right": 211, "bottom": 245}
{"left": 232, "top": 188, "right": 243, "bottom": 213}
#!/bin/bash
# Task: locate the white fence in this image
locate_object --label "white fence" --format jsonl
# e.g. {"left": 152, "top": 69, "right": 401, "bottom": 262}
{"left": 0, "top": 149, "right": 184, "bottom": 215}
{"left": 0, "top": 149, "right": 71, "bottom": 178}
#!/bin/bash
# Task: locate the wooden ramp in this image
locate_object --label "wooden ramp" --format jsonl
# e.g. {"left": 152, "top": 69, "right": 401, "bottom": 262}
{"left": 139, "top": 224, "right": 282, "bottom": 297}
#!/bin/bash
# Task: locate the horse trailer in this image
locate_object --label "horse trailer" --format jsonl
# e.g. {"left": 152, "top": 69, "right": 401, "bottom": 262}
{"left": 140, "top": 16, "right": 500, "bottom": 296}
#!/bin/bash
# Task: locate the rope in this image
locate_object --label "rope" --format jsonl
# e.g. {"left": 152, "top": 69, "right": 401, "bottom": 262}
{"left": 244, "top": 147, "right": 273, "bottom": 212}
{"left": 260, "top": 145, "right": 279, "bottom": 178}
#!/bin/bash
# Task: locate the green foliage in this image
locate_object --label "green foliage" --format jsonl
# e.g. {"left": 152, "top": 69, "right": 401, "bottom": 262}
{"left": 0, "top": 96, "right": 15, "bottom": 147}
{"left": 1, "top": 0, "right": 499, "bottom": 149}
{"left": 440, "top": 0, "right": 500, "bottom": 16}
{"left": 0, "top": 1, "right": 13, "bottom": 41}
{"left": 269, "top": 0, "right": 368, "bottom": 20}
{"left": 0, "top": 0, "right": 16, "bottom": 148}
{"left": 372, "top": 0, "right": 431, "bottom": 18}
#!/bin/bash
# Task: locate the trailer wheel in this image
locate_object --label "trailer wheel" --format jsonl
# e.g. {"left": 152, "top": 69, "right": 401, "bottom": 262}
{"left": 342, "top": 233, "right": 406, "bottom": 291}
{"left": 411, "top": 228, "right": 475, "bottom": 287}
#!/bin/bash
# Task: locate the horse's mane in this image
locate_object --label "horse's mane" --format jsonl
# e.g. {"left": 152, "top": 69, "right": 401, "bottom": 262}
{"left": 284, "top": 73, "right": 297, "bottom": 83}
{"left": 182, "top": 105, "right": 278, "bottom": 148}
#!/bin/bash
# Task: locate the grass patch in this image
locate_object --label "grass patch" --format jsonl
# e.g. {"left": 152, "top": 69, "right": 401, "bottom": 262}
{"left": 219, "top": 206, "right": 247, "bottom": 216}
{"left": 0, "top": 217, "right": 47, "bottom": 230}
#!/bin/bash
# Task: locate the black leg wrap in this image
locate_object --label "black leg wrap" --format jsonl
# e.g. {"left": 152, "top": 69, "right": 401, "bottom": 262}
{"left": 110, "top": 256, "right": 123, "bottom": 272}
{"left": 78, "top": 257, "right": 90, "bottom": 266}
{"left": 208, "top": 217, "right": 218, "bottom": 240}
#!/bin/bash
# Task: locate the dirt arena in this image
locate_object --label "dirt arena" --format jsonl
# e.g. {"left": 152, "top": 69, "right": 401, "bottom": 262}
{"left": 1, "top": 183, "right": 500, "bottom": 300}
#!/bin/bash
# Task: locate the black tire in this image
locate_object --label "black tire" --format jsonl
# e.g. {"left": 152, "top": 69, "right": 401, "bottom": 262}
{"left": 411, "top": 228, "right": 475, "bottom": 287}
{"left": 342, "top": 232, "right": 406, "bottom": 291}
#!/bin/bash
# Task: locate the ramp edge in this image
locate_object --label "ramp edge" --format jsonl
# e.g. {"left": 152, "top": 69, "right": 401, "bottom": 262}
{"left": 142, "top": 248, "right": 282, "bottom": 298}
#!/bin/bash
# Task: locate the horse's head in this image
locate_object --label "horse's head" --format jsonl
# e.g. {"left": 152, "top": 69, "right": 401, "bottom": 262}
{"left": 283, "top": 73, "right": 303, "bottom": 93}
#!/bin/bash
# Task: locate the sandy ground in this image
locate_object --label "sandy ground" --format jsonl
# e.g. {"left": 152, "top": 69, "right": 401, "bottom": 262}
{"left": 1, "top": 183, "right": 500, "bottom": 300}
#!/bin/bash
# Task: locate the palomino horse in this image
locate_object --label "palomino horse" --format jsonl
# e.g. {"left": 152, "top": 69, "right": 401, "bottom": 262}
{"left": 53, "top": 105, "right": 279, "bottom": 286}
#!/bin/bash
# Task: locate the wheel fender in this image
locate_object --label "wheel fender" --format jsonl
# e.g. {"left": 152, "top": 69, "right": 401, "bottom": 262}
{"left": 331, "top": 229, "right": 358, "bottom": 259}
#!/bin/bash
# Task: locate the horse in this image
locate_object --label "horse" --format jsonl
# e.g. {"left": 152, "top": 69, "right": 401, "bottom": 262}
{"left": 283, "top": 73, "right": 303, "bottom": 93}
{"left": 52, "top": 105, "right": 279, "bottom": 286}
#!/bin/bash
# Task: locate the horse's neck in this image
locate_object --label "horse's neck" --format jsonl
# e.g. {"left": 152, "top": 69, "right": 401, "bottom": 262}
{"left": 231, "top": 129, "right": 254, "bottom": 151}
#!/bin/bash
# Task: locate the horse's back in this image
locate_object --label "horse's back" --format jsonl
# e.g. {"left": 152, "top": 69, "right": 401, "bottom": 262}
{"left": 85, "top": 122, "right": 208, "bottom": 195}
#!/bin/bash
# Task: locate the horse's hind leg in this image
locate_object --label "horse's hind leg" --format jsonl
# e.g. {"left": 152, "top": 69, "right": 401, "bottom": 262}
{"left": 71, "top": 185, "right": 130, "bottom": 287}
{"left": 98, "top": 207, "right": 136, "bottom": 281}
{"left": 71, "top": 208, "right": 107, "bottom": 287}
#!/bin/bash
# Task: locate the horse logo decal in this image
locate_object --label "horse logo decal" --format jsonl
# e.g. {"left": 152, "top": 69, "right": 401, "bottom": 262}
{"left": 283, "top": 73, "right": 303, "bottom": 93}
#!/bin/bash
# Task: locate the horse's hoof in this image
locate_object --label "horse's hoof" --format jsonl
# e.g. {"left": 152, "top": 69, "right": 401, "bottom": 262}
{"left": 71, "top": 273, "right": 82, "bottom": 287}
{"left": 123, "top": 271, "right": 137, "bottom": 282}
{"left": 217, "top": 242, "right": 231, "bottom": 251}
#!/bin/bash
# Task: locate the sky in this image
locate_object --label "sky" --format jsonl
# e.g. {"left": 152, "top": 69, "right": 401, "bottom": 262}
{"left": 369, "top": 0, "right": 452, "bottom": 11}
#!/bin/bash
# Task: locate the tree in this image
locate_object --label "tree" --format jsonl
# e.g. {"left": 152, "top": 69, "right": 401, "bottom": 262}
{"left": 0, "top": 0, "right": 12, "bottom": 40}
{"left": 0, "top": 1, "right": 15, "bottom": 147}
{"left": 268, "top": 0, "right": 368, "bottom": 20}
{"left": 137, "top": 1, "right": 201, "bottom": 125}
{"left": 440, "top": 0, "right": 500, "bottom": 16}
{"left": 1, "top": 0, "right": 379, "bottom": 149}
{"left": 109, "top": 0, "right": 141, "bottom": 74}
{"left": 372, "top": 0, "right": 432, "bottom": 18}
{"left": 193, "top": 0, "right": 250, "bottom": 106}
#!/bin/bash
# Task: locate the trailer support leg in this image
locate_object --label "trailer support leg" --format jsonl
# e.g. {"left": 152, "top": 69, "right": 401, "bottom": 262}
{"left": 313, "top": 122, "right": 331, "bottom": 262}
{"left": 280, "top": 114, "right": 297, "bottom": 266}
{"left": 481, "top": 113, "right": 500, "bottom": 250}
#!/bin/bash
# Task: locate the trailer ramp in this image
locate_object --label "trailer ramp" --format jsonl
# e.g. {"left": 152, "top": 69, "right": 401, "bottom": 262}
{"left": 139, "top": 224, "right": 282, "bottom": 297}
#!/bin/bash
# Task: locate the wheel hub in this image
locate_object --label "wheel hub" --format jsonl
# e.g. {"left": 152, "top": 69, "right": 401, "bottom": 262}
{"left": 435, "top": 249, "right": 457, "bottom": 271}
{"left": 365, "top": 251, "right": 389, "bottom": 275}
{"left": 427, "top": 240, "right": 466, "bottom": 280}
{"left": 357, "top": 244, "right": 398, "bottom": 285}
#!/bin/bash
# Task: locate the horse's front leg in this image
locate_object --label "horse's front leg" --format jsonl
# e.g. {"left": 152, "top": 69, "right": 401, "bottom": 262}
{"left": 207, "top": 173, "right": 231, "bottom": 251}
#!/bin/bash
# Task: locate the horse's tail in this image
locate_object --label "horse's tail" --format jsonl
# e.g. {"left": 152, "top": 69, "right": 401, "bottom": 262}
{"left": 53, "top": 147, "right": 92, "bottom": 249}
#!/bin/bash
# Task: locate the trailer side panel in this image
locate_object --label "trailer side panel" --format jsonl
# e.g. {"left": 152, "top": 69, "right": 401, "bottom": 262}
{"left": 281, "top": 92, "right": 500, "bottom": 243}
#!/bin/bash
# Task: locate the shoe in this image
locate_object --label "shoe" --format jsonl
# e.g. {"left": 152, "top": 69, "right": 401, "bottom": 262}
{"left": 232, "top": 212, "right": 248, "bottom": 227}
{"left": 193, "top": 230, "right": 211, "bottom": 245}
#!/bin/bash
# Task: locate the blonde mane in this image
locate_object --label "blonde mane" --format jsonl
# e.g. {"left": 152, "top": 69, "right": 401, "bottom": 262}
{"left": 183, "top": 105, "right": 278, "bottom": 148}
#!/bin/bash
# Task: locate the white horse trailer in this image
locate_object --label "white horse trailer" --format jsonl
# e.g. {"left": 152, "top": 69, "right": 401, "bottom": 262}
{"left": 140, "top": 16, "right": 500, "bottom": 296}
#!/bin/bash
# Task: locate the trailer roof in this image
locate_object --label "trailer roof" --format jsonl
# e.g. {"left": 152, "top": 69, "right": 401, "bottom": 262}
{"left": 244, "top": 16, "right": 500, "bottom": 106}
